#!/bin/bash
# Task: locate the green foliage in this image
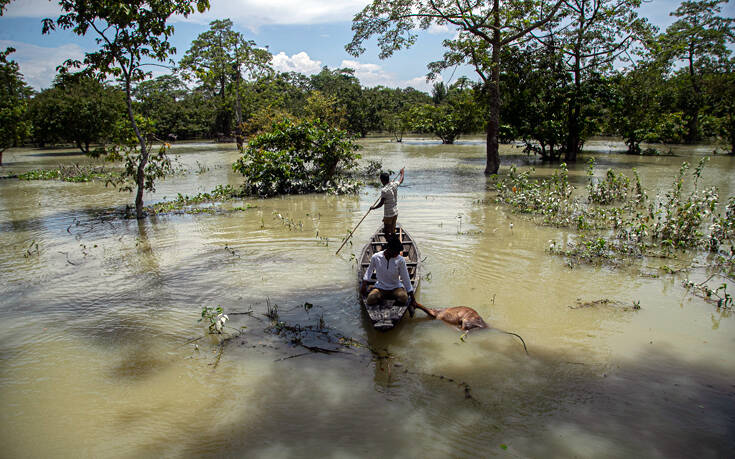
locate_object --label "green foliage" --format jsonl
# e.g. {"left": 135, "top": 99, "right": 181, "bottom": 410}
{"left": 608, "top": 62, "right": 667, "bottom": 154}
{"left": 0, "top": 47, "right": 32, "bottom": 162}
{"left": 586, "top": 158, "right": 632, "bottom": 205}
{"left": 500, "top": 43, "right": 569, "bottom": 159}
{"left": 407, "top": 85, "right": 481, "bottom": 144}
{"left": 498, "top": 158, "right": 730, "bottom": 279}
{"left": 18, "top": 164, "right": 114, "bottom": 182}
{"left": 349, "top": 0, "right": 566, "bottom": 173}
{"left": 200, "top": 306, "right": 228, "bottom": 334}
{"left": 657, "top": 0, "right": 734, "bottom": 144}
{"left": 495, "top": 163, "right": 575, "bottom": 227}
{"left": 147, "top": 185, "right": 251, "bottom": 214}
{"left": 233, "top": 118, "right": 362, "bottom": 197}
{"left": 134, "top": 74, "right": 216, "bottom": 139}
{"left": 42, "top": 0, "right": 210, "bottom": 218}
{"left": 103, "top": 115, "right": 174, "bottom": 195}
{"left": 29, "top": 75, "right": 125, "bottom": 153}
{"left": 178, "top": 18, "right": 273, "bottom": 138}
{"left": 646, "top": 158, "right": 718, "bottom": 249}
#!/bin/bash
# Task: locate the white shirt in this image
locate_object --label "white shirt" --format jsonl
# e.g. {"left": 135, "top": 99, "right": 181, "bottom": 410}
{"left": 363, "top": 250, "right": 413, "bottom": 293}
{"left": 381, "top": 181, "right": 399, "bottom": 217}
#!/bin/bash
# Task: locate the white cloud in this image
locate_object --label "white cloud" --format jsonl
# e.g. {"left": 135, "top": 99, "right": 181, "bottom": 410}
{"left": 3, "top": 0, "right": 368, "bottom": 27}
{"left": 183, "top": 0, "right": 369, "bottom": 28}
{"left": 340, "top": 59, "right": 440, "bottom": 91}
{"left": 427, "top": 23, "right": 450, "bottom": 34}
{"left": 272, "top": 51, "right": 323, "bottom": 74}
{"left": 0, "top": 40, "right": 85, "bottom": 90}
{"left": 2, "top": 0, "right": 62, "bottom": 18}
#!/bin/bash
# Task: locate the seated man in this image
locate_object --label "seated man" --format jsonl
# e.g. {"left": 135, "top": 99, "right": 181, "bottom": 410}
{"left": 360, "top": 234, "right": 416, "bottom": 316}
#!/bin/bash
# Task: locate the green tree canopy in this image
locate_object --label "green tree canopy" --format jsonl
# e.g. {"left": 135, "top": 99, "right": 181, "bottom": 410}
{"left": 42, "top": 0, "right": 210, "bottom": 218}
{"left": 348, "top": 0, "right": 565, "bottom": 174}
{"left": 178, "top": 18, "right": 272, "bottom": 145}
{"left": 0, "top": 47, "right": 32, "bottom": 165}
{"left": 658, "top": 0, "right": 734, "bottom": 143}
{"left": 30, "top": 74, "right": 125, "bottom": 154}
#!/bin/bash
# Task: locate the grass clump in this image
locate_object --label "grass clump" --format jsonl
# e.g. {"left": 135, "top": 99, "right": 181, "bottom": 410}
{"left": 495, "top": 157, "right": 733, "bottom": 282}
{"left": 18, "top": 164, "right": 114, "bottom": 182}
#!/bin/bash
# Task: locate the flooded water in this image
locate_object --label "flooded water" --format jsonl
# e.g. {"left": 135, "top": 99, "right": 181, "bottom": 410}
{"left": 1, "top": 137, "right": 734, "bottom": 458}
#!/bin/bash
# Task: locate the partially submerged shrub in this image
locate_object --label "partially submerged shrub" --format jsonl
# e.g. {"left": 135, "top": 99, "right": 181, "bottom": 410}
{"left": 233, "top": 118, "right": 361, "bottom": 197}
{"left": 496, "top": 158, "right": 730, "bottom": 279}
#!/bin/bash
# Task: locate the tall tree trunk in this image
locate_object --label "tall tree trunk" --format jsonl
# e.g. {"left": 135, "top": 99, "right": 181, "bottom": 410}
{"left": 485, "top": 0, "right": 501, "bottom": 176}
{"left": 565, "top": 51, "right": 582, "bottom": 162}
{"left": 685, "top": 44, "right": 700, "bottom": 144}
{"left": 0, "top": 149, "right": 4, "bottom": 166}
{"left": 125, "top": 79, "right": 149, "bottom": 219}
{"left": 234, "top": 57, "right": 243, "bottom": 150}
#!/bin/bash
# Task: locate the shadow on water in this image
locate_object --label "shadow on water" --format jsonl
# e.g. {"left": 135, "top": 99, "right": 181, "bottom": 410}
{"left": 114, "top": 310, "right": 735, "bottom": 458}
{"left": 27, "top": 151, "right": 85, "bottom": 158}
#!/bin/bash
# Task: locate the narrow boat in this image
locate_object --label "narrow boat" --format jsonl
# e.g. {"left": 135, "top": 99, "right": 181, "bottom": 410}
{"left": 358, "top": 224, "right": 421, "bottom": 331}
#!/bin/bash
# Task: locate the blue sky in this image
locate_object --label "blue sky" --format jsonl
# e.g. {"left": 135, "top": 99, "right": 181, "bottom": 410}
{"left": 1, "top": 0, "right": 733, "bottom": 92}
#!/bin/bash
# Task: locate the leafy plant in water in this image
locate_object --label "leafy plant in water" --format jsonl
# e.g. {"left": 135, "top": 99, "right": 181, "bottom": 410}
{"left": 200, "top": 306, "right": 229, "bottom": 334}
{"left": 645, "top": 158, "right": 718, "bottom": 249}
{"left": 586, "top": 158, "right": 631, "bottom": 205}
{"left": 233, "top": 118, "right": 362, "bottom": 197}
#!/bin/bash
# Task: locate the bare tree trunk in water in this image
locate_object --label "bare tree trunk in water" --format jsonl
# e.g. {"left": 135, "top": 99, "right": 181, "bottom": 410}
{"left": 125, "top": 79, "right": 149, "bottom": 219}
{"left": 485, "top": 0, "right": 501, "bottom": 176}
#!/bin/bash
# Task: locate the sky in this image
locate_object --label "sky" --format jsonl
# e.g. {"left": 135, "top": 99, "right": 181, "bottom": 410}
{"left": 1, "top": 0, "right": 733, "bottom": 92}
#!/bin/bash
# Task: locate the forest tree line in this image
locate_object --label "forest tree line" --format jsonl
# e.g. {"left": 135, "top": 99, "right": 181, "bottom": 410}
{"left": 1, "top": 0, "right": 734, "bottom": 164}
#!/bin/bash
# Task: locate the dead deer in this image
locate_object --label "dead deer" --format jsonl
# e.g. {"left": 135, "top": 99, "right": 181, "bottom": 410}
{"left": 414, "top": 302, "right": 528, "bottom": 353}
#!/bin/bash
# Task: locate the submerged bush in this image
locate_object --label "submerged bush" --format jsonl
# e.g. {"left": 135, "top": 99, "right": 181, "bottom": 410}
{"left": 233, "top": 118, "right": 361, "bottom": 197}
{"left": 496, "top": 158, "right": 731, "bottom": 279}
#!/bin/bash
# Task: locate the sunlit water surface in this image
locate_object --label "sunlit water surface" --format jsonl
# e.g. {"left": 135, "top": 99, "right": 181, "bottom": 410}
{"left": 1, "top": 137, "right": 734, "bottom": 458}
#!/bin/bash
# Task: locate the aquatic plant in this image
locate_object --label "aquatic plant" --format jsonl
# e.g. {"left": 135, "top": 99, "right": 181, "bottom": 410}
{"left": 497, "top": 158, "right": 732, "bottom": 282}
{"left": 200, "top": 306, "right": 229, "bottom": 334}
{"left": 18, "top": 164, "right": 115, "bottom": 182}
{"left": 148, "top": 185, "right": 254, "bottom": 215}
{"left": 233, "top": 118, "right": 362, "bottom": 197}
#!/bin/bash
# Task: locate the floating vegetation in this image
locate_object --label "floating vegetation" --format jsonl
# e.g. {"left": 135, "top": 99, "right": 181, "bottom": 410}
{"left": 495, "top": 158, "right": 734, "bottom": 284}
{"left": 273, "top": 212, "right": 304, "bottom": 231}
{"left": 569, "top": 298, "right": 641, "bottom": 311}
{"left": 147, "top": 185, "right": 256, "bottom": 215}
{"left": 18, "top": 164, "right": 115, "bottom": 182}
{"left": 199, "top": 306, "right": 230, "bottom": 334}
{"left": 683, "top": 276, "right": 733, "bottom": 309}
{"left": 23, "top": 240, "right": 39, "bottom": 258}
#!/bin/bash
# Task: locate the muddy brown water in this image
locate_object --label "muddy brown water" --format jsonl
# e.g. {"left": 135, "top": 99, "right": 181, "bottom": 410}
{"left": 1, "top": 137, "right": 734, "bottom": 458}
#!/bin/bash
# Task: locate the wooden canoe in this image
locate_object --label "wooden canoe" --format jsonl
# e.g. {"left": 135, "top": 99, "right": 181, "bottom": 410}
{"left": 358, "top": 224, "right": 421, "bottom": 331}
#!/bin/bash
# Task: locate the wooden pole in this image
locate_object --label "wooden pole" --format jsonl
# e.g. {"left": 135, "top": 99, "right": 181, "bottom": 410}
{"left": 335, "top": 195, "right": 381, "bottom": 255}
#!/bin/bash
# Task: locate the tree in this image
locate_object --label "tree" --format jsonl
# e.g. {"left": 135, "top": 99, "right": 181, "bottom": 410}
{"left": 233, "top": 119, "right": 361, "bottom": 197}
{"left": 547, "top": 0, "right": 651, "bottom": 162}
{"left": 408, "top": 84, "right": 481, "bottom": 144}
{"left": 0, "top": 47, "right": 32, "bottom": 165}
{"left": 500, "top": 43, "right": 569, "bottom": 160}
{"left": 0, "top": 0, "right": 11, "bottom": 15}
{"left": 705, "top": 68, "right": 735, "bottom": 154}
{"left": 42, "top": 0, "right": 210, "bottom": 219}
{"left": 134, "top": 74, "right": 216, "bottom": 139}
{"left": 30, "top": 74, "right": 125, "bottom": 154}
{"left": 179, "top": 19, "right": 272, "bottom": 146}
{"left": 608, "top": 61, "right": 666, "bottom": 154}
{"left": 658, "top": 0, "right": 734, "bottom": 144}
{"left": 310, "top": 67, "right": 370, "bottom": 137}
{"left": 348, "top": 0, "right": 564, "bottom": 175}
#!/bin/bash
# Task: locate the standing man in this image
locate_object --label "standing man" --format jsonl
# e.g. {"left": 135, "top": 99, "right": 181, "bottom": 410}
{"left": 360, "top": 234, "right": 416, "bottom": 316}
{"left": 371, "top": 167, "right": 404, "bottom": 235}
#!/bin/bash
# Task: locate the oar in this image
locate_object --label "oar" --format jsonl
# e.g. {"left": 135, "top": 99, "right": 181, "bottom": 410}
{"left": 335, "top": 169, "right": 401, "bottom": 256}
{"left": 335, "top": 194, "right": 381, "bottom": 255}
